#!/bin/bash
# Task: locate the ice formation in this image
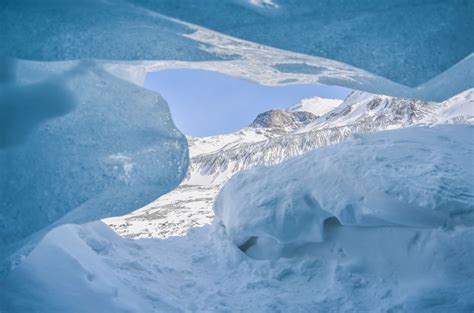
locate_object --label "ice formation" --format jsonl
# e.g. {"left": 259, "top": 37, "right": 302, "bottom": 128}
{"left": 2, "top": 1, "right": 473, "bottom": 101}
{"left": 4, "top": 0, "right": 472, "bottom": 88}
{"left": 1, "top": 1, "right": 473, "bottom": 312}
{"left": 0, "top": 60, "right": 188, "bottom": 272}
{"left": 139, "top": 0, "right": 474, "bottom": 87}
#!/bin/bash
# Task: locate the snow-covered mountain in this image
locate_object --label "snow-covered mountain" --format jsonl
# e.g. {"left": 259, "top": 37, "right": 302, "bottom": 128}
{"left": 105, "top": 89, "right": 474, "bottom": 238}
{"left": 289, "top": 96, "right": 343, "bottom": 116}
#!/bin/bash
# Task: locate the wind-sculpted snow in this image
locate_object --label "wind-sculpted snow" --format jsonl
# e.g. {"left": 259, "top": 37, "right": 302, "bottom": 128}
{"left": 214, "top": 125, "right": 474, "bottom": 256}
{"left": 3, "top": 126, "right": 474, "bottom": 312}
{"left": 0, "top": 60, "right": 188, "bottom": 273}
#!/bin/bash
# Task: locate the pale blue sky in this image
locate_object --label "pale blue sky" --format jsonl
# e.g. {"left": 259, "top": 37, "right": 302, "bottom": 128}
{"left": 145, "top": 69, "right": 351, "bottom": 137}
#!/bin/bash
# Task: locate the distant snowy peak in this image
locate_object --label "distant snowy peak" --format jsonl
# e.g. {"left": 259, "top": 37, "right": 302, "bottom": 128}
{"left": 250, "top": 109, "right": 318, "bottom": 130}
{"left": 288, "top": 96, "right": 343, "bottom": 116}
{"left": 299, "top": 90, "right": 437, "bottom": 132}
{"left": 325, "top": 89, "right": 474, "bottom": 127}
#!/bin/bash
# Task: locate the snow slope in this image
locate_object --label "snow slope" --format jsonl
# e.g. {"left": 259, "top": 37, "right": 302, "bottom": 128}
{"left": 289, "top": 96, "right": 343, "bottom": 116}
{"left": 215, "top": 125, "right": 474, "bottom": 253}
{"left": 106, "top": 90, "right": 474, "bottom": 239}
{"left": 3, "top": 124, "right": 473, "bottom": 313}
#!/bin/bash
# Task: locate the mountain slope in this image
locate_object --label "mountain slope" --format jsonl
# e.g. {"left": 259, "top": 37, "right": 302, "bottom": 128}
{"left": 105, "top": 90, "right": 474, "bottom": 238}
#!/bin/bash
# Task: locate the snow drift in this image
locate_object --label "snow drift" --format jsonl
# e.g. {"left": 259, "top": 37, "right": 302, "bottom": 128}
{"left": 2, "top": 124, "right": 473, "bottom": 313}
{"left": 214, "top": 125, "right": 474, "bottom": 256}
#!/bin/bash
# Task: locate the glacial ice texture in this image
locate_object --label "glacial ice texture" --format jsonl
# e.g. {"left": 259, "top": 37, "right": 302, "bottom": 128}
{"left": 0, "top": 60, "right": 188, "bottom": 271}
{"left": 1, "top": 0, "right": 473, "bottom": 101}
{"left": 3, "top": 0, "right": 473, "bottom": 88}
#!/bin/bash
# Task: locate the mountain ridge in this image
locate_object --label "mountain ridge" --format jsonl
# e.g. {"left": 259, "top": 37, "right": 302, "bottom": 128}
{"left": 105, "top": 89, "right": 474, "bottom": 238}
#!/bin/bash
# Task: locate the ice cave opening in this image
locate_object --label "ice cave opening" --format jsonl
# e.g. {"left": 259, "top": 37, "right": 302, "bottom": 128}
{"left": 1, "top": 58, "right": 473, "bottom": 313}
{"left": 103, "top": 68, "right": 353, "bottom": 238}
{"left": 1, "top": 1, "right": 473, "bottom": 309}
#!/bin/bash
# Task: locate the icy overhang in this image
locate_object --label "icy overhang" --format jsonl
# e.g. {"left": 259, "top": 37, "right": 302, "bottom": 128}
{"left": 130, "top": 0, "right": 474, "bottom": 88}
{"left": 1, "top": 0, "right": 473, "bottom": 100}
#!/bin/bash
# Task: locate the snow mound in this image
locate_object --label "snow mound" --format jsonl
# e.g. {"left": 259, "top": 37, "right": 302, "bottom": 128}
{"left": 3, "top": 203, "right": 474, "bottom": 312}
{"left": 2, "top": 124, "right": 474, "bottom": 312}
{"left": 214, "top": 125, "right": 474, "bottom": 250}
{"left": 0, "top": 60, "right": 188, "bottom": 273}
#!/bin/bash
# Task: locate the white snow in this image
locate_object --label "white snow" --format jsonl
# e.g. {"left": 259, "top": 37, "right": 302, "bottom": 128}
{"left": 289, "top": 96, "right": 343, "bottom": 116}
{"left": 429, "top": 88, "right": 474, "bottom": 124}
{"left": 105, "top": 90, "right": 474, "bottom": 240}
{"left": 2, "top": 1, "right": 474, "bottom": 311}
{"left": 214, "top": 125, "right": 474, "bottom": 252}
{"left": 2, "top": 125, "right": 474, "bottom": 313}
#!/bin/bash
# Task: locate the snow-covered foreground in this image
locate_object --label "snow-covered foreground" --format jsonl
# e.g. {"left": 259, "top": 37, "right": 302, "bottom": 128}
{"left": 2, "top": 124, "right": 473, "bottom": 313}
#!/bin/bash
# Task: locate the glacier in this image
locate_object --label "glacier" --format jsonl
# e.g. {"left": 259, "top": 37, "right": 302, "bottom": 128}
{"left": 1, "top": 1, "right": 473, "bottom": 101}
{"left": 2, "top": 0, "right": 473, "bottom": 89}
{"left": 0, "top": 60, "right": 188, "bottom": 273}
{"left": 1, "top": 0, "right": 474, "bottom": 312}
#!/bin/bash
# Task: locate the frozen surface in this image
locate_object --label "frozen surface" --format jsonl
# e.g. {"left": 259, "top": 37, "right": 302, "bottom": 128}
{"left": 138, "top": 0, "right": 473, "bottom": 87}
{"left": 288, "top": 96, "right": 343, "bottom": 117}
{"left": 2, "top": 1, "right": 473, "bottom": 101}
{"left": 2, "top": 124, "right": 474, "bottom": 313}
{"left": 214, "top": 125, "right": 474, "bottom": 250}
{"left": 0, "top": 60, "right": 188, "bottom": 273}
{"left": 3, "top": 0, "right": 472, "bottom": 88}
{"left": 1, "top": 1, "right": 474, "bottom": 310}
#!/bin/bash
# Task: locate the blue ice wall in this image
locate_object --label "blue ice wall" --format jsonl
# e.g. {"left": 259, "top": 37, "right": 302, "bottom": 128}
{"left": 2, "top": 0, "right": 472, "bottom": 87}
{"left": 0, "top": 59, "right": 188, "bottom": 273}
